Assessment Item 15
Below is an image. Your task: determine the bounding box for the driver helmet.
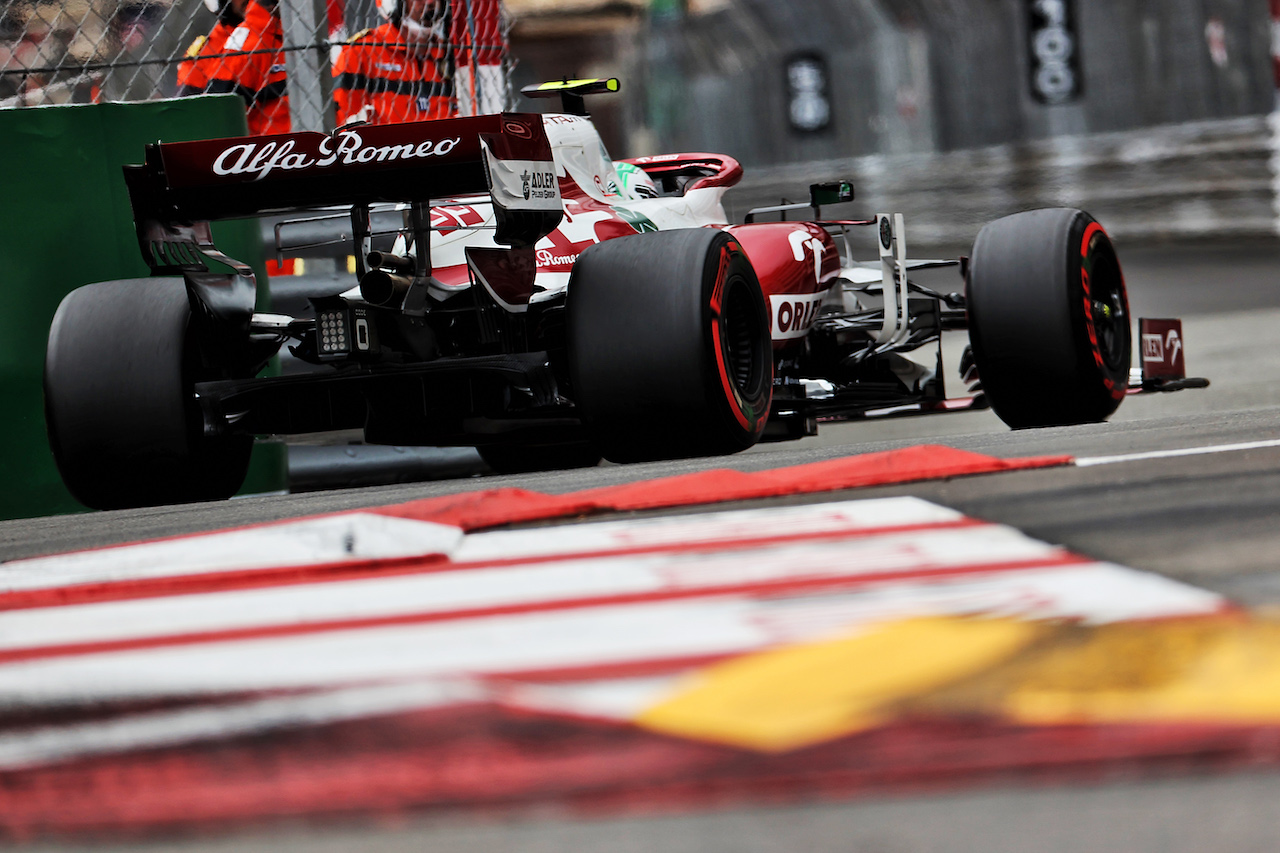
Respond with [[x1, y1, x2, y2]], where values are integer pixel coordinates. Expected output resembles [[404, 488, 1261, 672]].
[[614, 161, 659, 200]]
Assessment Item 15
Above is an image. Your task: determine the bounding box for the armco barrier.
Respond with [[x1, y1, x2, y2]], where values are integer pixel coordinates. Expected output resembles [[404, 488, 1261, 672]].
[[724, 113, 1280, 246], [0, 96, 287, 521]]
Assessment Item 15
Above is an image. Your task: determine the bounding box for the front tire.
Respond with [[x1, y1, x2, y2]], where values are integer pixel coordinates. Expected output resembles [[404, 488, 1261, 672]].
[[566, 229, 773, 463], [44, 278, 253, 510], [966, 209, 1130, 429]]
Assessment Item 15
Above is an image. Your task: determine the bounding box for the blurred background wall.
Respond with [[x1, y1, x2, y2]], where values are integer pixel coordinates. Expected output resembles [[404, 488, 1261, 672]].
[[2, 0, 1277, 243], [506, 0, 1279, 242], [512, 0, 1274, 162]]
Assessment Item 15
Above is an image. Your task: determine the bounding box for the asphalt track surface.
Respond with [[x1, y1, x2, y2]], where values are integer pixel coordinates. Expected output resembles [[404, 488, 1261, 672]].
[[7, 238, 1280, 851]]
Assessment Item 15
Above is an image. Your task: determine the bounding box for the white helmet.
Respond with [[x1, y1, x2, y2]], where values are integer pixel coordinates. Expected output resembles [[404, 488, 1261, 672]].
[[614, 161, 659, 200]]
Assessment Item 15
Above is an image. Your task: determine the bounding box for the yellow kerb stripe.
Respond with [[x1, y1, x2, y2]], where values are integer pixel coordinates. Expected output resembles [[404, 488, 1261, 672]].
[[1003, 618, 1280, 726], [637, 617, 1043, 753]]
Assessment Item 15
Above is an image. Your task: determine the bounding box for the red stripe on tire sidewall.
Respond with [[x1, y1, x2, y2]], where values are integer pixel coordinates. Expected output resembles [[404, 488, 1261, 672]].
[[1079, 221, 1124, 401], [710, 242, 753, 431]]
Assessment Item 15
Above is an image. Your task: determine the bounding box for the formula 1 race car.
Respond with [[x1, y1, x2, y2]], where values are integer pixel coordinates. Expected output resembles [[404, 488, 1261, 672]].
[[44, 79, 1201, 509]]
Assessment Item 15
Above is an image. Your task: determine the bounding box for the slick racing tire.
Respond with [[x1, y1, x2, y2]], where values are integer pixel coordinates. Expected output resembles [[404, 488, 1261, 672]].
[[478, 442, 602, 475], [966, 208, 1131, 429], [566, 228, 772, 463], [44, 278, 253, 510]]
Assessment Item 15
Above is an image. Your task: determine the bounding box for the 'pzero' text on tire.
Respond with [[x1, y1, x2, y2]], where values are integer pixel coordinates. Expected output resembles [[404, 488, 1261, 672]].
[[966, 208, 1131, 429], [44, 278, 253, 510], [566, 228, 773, 462]]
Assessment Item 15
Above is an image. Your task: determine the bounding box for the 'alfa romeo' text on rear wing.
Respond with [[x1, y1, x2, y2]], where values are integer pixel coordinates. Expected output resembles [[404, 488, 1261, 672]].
[[123, 112, 563, 276]]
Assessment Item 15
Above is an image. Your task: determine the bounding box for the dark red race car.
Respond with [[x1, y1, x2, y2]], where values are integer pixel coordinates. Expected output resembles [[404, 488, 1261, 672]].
[[44, 79, 1203, 509]]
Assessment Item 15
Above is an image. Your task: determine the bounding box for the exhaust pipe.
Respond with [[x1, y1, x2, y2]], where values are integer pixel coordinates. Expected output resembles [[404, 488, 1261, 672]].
[[366, 251, 415, 274], [359, 269, 413, 307]]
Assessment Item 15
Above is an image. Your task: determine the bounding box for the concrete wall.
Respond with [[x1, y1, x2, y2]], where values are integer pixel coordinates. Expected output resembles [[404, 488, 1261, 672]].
[[645, 0, 1275, 166], [722, 113, 1279, 247]]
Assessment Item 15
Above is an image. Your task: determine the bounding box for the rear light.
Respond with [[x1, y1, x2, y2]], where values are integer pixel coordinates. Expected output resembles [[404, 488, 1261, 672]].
[[315, 305, 377, 358], [317, 309, 350, 357], [265, 257, 299, 276]]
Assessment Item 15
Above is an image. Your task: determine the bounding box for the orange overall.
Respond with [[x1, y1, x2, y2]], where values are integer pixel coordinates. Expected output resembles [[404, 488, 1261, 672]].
[[205, 0, 289, 135], [176, 21, 237, 96], [333, 22, 453, 126]]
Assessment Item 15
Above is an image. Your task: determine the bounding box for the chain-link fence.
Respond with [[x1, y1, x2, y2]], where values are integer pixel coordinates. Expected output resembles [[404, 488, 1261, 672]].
[[0, 0, 510, 131]]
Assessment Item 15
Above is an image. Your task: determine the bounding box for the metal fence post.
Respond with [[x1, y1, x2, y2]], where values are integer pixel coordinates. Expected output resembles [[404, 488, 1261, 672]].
[[280, 0, 332, 133]]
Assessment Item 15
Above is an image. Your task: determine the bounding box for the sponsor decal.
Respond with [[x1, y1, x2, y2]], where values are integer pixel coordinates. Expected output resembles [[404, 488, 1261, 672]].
[[1140, 319, 1185, 379], [211, 130, 461, 181], [375, 61, 404, 72], [533, 210, 614, 270], [770, 293, 826, 340], [529, 210, 609, 268], [503, 121, 532, 139], [483, 141, 562, 213], [536, 249, 581, 267], [1141, 334, 1164, 362], [518, 168, 557, 201]]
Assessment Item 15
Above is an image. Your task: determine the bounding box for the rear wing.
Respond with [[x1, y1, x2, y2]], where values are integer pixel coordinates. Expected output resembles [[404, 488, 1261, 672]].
[[123, 112, 563, 276]]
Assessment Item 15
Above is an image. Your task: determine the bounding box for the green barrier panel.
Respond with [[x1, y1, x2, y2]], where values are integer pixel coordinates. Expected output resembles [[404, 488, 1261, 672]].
[[0, 96, 288, 521]]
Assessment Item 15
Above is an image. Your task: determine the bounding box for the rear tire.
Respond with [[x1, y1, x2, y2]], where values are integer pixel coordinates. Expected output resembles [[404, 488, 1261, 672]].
[[566, 229, 772, 463], [44, 279, 253, 510], [966, 209, 1130, 429]]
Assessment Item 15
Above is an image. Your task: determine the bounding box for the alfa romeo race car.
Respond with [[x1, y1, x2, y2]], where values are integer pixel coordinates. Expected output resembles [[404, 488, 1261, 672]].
[[44, 79, 1200, 510]]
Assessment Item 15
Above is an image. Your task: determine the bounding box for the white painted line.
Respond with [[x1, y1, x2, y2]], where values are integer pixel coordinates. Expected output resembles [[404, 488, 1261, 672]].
[[0, 559, 1227, 770], [0, 679, 482, 771], [0, 563, 1222, 707], [497, 675, 681, 723], [0, 493, 1229, 781], [0, 524, 1060, 654], [0, 498, 963, 597], [0, 514, 465, 593], [453, 497, 964, 562], [1075, 439, 1280, 468], [0, 673, 684, 772]]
